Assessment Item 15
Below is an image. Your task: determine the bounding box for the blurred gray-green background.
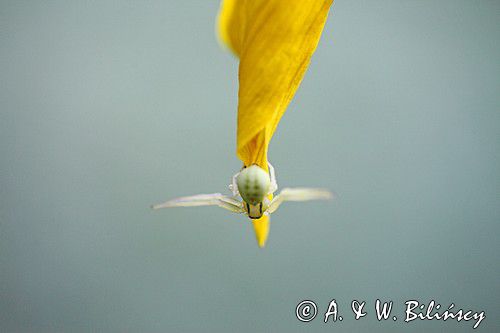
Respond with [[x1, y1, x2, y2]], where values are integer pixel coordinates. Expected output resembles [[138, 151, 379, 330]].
[[1, 1, 499, 332]]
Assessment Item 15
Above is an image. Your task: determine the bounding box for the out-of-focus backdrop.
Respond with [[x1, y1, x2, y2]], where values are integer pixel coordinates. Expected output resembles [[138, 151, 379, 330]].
[[1, 1, 499, 332]]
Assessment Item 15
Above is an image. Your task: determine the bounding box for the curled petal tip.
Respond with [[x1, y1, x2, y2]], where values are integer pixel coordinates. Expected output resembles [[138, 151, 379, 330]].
[[252, 215, 270, 248]]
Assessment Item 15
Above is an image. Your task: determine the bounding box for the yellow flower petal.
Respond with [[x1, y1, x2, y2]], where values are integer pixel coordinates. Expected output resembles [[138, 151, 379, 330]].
[[216, 0, 244, 55], [252, 215, 270, 248], [218, 0, 333, 170], [218, 0, 332, 247]]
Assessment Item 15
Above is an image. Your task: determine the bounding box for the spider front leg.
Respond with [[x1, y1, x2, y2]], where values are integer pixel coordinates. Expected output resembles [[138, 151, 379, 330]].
[[268, 162, 278, 194], [229, 170, 241, 197]]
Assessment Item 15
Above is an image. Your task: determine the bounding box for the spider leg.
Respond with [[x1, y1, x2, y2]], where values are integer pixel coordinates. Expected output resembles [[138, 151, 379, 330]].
[[151, 193, 245, 214], [267, 188, 333, 214], [268, 162, 278, 194], [218, 196, 245, 214], [228, 171, 241, 197]]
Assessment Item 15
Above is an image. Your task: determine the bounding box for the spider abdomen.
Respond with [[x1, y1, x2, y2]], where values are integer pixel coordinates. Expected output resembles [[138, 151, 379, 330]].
[[236, 165, 270, 205]]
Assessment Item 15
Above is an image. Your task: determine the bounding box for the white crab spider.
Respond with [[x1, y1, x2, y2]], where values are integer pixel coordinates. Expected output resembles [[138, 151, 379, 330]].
[[152, 163, 333, 219]]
